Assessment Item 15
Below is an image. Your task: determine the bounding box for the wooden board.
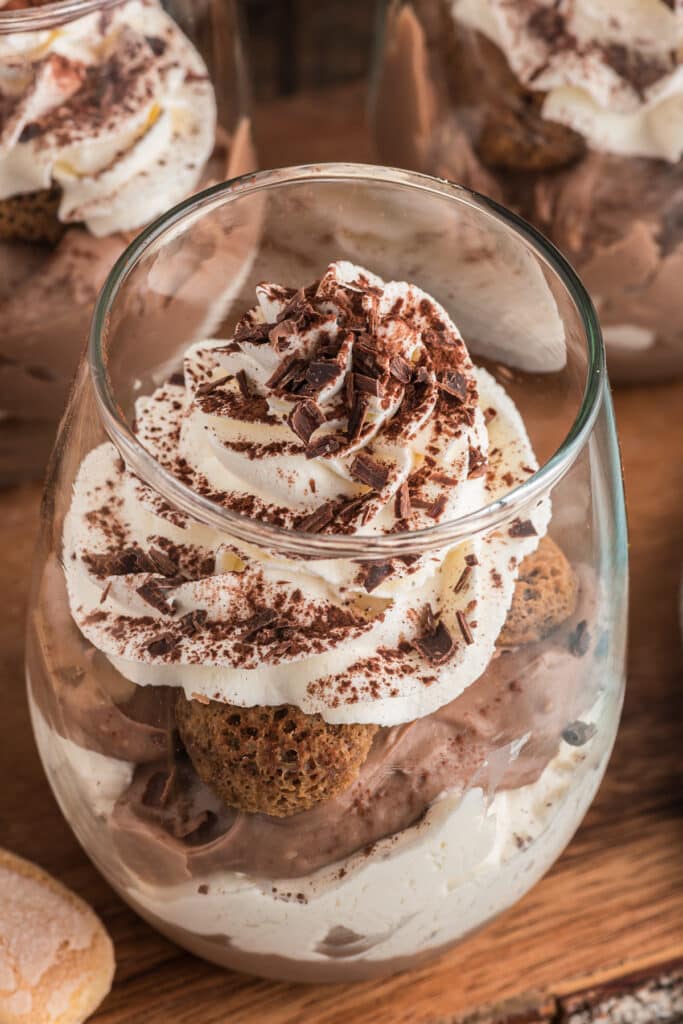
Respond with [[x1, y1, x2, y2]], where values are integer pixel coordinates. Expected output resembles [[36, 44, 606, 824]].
[[1, 86, 682, 1023]]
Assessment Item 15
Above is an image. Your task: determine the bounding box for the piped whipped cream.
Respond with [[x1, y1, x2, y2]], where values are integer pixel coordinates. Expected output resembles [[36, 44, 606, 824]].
[[0, 0, 216, 235], [452, 0, 683, 162], [63, 261, 550, 726]]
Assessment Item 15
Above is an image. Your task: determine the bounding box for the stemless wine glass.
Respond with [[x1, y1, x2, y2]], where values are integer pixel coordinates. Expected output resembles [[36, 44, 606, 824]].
[[26, 164, 628, 983], [371, 0, 683, 383], [0, 0, 253, 484]]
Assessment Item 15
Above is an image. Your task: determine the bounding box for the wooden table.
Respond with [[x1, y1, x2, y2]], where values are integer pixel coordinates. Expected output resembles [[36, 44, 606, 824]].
[[2, 86, 683, 1024]]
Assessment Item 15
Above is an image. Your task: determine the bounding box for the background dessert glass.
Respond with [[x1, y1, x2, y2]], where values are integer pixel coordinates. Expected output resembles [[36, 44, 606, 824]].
[[0, 0, 253, 485], [371, 0, 683, 383], [26, 164, 627, 983]]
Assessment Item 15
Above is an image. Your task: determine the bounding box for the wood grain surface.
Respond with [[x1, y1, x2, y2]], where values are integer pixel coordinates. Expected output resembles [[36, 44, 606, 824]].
[[1, 86, 682, 1024]]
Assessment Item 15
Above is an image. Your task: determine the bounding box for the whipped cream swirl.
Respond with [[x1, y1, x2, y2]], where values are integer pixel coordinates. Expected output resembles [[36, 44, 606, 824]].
[[453, 0, 683, 162], [63, 261, 550, 726], [0, 0, 216, 235]]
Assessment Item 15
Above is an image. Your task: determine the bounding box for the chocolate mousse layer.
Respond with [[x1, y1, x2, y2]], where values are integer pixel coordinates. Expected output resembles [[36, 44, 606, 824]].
[[31, 542, 598, 884]]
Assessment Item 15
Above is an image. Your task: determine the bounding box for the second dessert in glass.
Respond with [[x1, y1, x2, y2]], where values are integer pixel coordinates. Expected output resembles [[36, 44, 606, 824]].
[[0, 0, 252, 482], [27, 165, 627, 982], [372, 0, 683, 382]]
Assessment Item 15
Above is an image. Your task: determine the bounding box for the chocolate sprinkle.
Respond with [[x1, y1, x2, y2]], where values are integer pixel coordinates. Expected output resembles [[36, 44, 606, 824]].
[[350, 453, 389, 490], [508, 518, 537, 538], [288, 399, 325, 444], [427, 494, 448, 520]]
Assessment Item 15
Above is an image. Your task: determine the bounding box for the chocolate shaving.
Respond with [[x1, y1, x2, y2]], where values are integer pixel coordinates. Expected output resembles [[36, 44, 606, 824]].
[[437, 371, 468, 403], [196, 374, 232, 397], [508, 518, 538, 538], [266, 355, 307, 391], [395, 482, 412, 520], [454, 565, 472, 594], [568, 620, 591, 658], [347, 392, 368, 441], [235, 318, 270, 345], [465, 554, 479, 566], [242, 609, 279, 640], [305, 434, 344, 459], [354, 373, 381, 397], [148, 546, 180, 578], [179, 609, 208, 636], [364, 562, 394, 593], [299, 500, 337, 533], [147, 633, 179, 657], [235, 369, 251, 398], [268, 319, 297, 350], [350, 453, 389, 490], [306, 361, 341, 389], [136, 580, 176, 614], [467, 447, 487, 479], [423, 603, 438, 634], [88, 546, 153, 576], [288, 399, 325, 444], [414, 620, 455, 665], [456, 610, 474, 645], [427, 494, 448, 520], [336, 491, 376, 524], [389, 355, 413, 384], [99, 581, 112, 604]]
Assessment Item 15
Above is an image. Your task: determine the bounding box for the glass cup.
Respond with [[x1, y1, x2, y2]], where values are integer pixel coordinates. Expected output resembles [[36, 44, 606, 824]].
[[371, 0, 683, 382], [26, 163, 628, 983], [0, 0, 253, 485]]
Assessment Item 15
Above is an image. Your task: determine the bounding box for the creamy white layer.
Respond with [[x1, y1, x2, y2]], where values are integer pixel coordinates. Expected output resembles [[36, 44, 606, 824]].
[[452, 0, 683, 162], [0, 0, 216, 235], [63, 261, 550, 726], [122, 736, 608, 967]]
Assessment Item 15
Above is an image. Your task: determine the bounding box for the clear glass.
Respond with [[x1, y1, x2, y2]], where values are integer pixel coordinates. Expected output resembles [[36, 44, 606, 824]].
[[0, 0, 253, 484], [371, 0, 683, 383], [26, 163, 627, 983]]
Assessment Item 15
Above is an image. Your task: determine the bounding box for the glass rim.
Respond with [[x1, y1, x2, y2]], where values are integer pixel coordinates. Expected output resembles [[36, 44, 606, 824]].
[[0, 0, 121, 32], [89, 162, 606, 560]]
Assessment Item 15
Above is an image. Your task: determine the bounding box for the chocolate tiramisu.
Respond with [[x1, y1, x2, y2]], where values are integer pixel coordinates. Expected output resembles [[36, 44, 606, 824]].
[[0, 0, 252, 480], [28, 260, 617, 981], [373, 0, 683, 380]]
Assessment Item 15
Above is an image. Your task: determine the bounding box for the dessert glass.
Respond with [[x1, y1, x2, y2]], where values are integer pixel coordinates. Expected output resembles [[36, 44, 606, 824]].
[[26, 163, 628, 983], [0, 0, 253, 484], [371, 0, 683, 382]]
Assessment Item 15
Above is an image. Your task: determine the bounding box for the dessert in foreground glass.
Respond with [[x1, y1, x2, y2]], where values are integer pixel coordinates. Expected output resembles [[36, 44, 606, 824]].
[[0, 0, 253, 484], [26, 164, 628, 983], [372, 0, 683, 382]]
